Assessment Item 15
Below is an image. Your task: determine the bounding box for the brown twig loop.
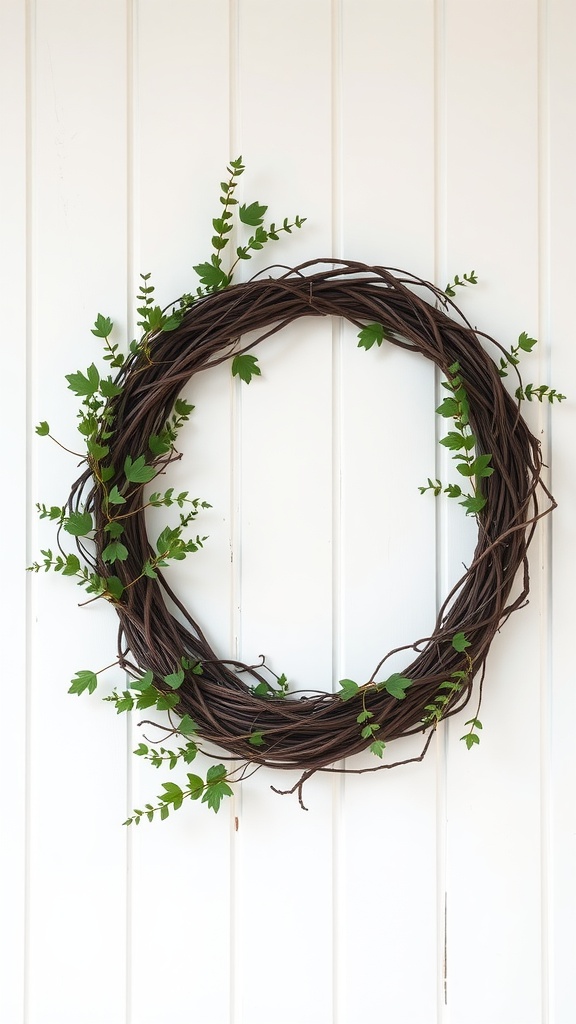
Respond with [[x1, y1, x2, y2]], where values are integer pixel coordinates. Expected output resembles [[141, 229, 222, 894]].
[[68, 260, 554, 786]]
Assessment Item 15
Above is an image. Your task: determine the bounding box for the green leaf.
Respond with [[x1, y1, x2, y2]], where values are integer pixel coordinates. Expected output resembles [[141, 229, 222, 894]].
[[187, 774, 204, 800], [86, 439, 110, 461], [148, 433, 172, 456], [164, 667, 185, 690], [66, 363, 100, 397], [357, 323, 385, 351], [202, 768, 233, 812], [62, 553, 81, 576], [231, 353, 261, 384], [133, 743, 149, 756], [361, 724, 379, 739], [471, 453, 494, 478], [68, 669, 98, 696], [461, 732, 480, 749], [239, 201, 267, 226], [131, 670, 154, 692], [36, 421, 50, 436], [91, 313, 113, 338], [63, 511, 93, 537], [444, 483, 463, 498], [107, 485, 126, 506], [381, 673, 413, 700], [156, 692, 179, 712], [459, 494, 487, 515], [370, 740, 385, 758], [124, 454, 157, 484], [105, 576, 124, 600], [192, 260, 229, 291], [178, 714, 199, 736], [248, 731, 266, 747], [338, 678, 360, 702], [518, 331, 537, 353], [439, 432, 468, 451], [136, 688, 160, 710], [452, 632, 471, 652], [102, 540, 129, 564], [436, 397, 459, 418], [174, 398, 194, 418], [100, 377, 123, 399]]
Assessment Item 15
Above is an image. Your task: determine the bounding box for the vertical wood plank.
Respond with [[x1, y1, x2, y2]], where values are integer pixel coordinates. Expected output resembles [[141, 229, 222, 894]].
[[0, 2, 28, 1021], [27, 2, 130, 1022], [129, 4, 235, 1023], [338, 3, 440, 1021], [442, 4, 544, 1021], [233, 3, 336, 1022], [547, 2, 576, 1020]]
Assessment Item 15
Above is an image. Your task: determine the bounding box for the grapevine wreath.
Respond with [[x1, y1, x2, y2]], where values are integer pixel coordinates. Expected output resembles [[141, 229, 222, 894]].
[[34, 162, 561, 819]]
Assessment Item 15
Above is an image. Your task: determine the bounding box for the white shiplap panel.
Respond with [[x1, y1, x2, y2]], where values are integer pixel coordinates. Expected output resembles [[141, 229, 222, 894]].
[[233, 3, 336, 1022], [338, 4, 440, 1021], [547, 1, 576, 1020], [442, 4, 544, 1022], [0, 3, 28, 1022], [129, 4, 236, 1024], [28, 2, 130, 1022]]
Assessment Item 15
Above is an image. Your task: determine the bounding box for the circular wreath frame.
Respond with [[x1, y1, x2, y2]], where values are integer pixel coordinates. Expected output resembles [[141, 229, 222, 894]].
[[69, 260, 553, 799]]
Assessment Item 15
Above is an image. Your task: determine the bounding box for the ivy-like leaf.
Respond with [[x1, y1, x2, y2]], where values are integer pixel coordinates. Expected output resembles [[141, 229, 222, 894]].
[[102, 540, 129, 564], [36, 421, 50, 436], [124, 454, 157, 484], [63, 511, 93, 537], [452, 632, 471, 652], [68, 669, 98, 696], [192, 260, 229, 291], [231, 353, 261, 384], [66, 364, 100, 397], [107, 485, 126, 506], [381, 673, 413, 700], [338, 678, 360, 702], [91, 314, 113, 338], [239, 201, 267, 226], [357, 323, 385, 351], [164, 667, 185, 690], [178, 714, 199, 736]]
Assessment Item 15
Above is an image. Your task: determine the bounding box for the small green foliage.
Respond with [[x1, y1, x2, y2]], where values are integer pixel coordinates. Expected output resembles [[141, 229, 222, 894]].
[[420, 361, 489, 517], [36, 421, 50, 436], [338, 678, 360, 702], [460, 718, 483, 749], [63, 511, 93, 537], [369, 740, 386, 758], [231, 353, 261, 384], [202, 764, 233, 813], [251, 670, 289, 699], [124, 454, 157, 484], [239, 201, 267, 226], [379, 673, 413, 700], [36, 502, 65, 523], [357, 322, 392, 351], [452, 631, 471, 653], [515, 383, 566, 403], [444, 270, 477, 297], [68, 669, 98, 696], [248, 731, 266, 747], [66, 363, 100, 398]]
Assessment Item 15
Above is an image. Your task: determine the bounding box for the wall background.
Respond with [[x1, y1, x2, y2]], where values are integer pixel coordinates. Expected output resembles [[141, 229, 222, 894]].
[[2, 2, 575, 1022]]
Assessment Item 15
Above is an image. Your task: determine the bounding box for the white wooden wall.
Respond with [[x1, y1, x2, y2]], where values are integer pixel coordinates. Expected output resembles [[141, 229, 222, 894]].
[[2, 2, 575, 1022]]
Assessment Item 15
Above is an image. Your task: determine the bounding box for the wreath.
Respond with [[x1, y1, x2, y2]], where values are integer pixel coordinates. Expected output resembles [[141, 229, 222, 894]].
[[32, 160, 562, 821]]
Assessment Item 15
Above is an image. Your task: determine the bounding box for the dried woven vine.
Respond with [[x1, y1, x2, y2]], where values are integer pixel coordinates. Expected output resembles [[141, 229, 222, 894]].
[[61, 259, 555, 806]]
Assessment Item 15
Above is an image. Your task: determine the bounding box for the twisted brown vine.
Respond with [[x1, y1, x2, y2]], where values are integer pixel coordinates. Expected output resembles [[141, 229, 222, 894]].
[[67, 259, 554, 804]]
